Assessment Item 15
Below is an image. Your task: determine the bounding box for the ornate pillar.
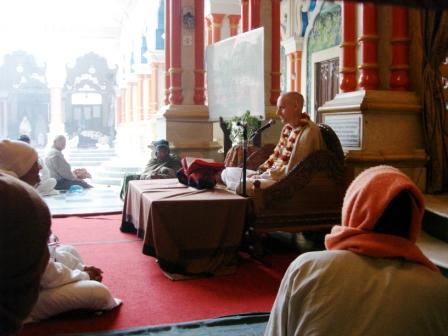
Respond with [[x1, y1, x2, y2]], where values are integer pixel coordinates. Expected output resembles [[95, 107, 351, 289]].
[[115, 95, 122, 126], [169, 0, 183, 104], [205, 16, 212, 45], [194, 0, 206, 105], [136, 74, 144, 120], [131, 79, 138, 121], [390, 6, 410, 91], [209, 13, 225, 43], [270, 0, 281, 105], [358, 3, 379, 90], [125, 81, 133, 122], [288, 53, 295, 91], [242, 0, 249, 33], [149, 64, 159, 114], [120, 87, 126, 123], [228, 14, 241, 37], [164, 0, 171, 104], [294, 51, 302, 92], [250, 0, 261, 29], [340, 1, 357, 92]]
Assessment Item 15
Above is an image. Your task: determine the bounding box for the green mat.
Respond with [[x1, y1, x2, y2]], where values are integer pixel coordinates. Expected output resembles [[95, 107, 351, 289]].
[[58, 312, 270, 336]]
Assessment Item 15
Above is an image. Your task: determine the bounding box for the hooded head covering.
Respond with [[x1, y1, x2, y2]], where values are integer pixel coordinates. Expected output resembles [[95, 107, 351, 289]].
[[325, 165, 438, 272], [0, 173, 51, 334], [0, 139, 38, 178]]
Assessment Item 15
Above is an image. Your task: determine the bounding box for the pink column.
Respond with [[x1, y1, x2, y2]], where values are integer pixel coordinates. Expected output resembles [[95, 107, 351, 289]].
[[340, 1, 357, 92], [210, 13, 225, 43], [250, 0, 261, 29], [205, 16, 212, 45], [228, 14, 241, 37], [120, 87, 126, 122], [241, 0, 249, 33], [115, 96, 122, 126], [288, 53, 295, 91], [270, 0, 281, 105], [390, 6, 410, 90], [150, 65, 158, 114], [194, 0, 205, 105], [358, 3, 379, 90], [164, 0, 171, 104], [169, 0, 183, 104], [293, 51, 302, 92]]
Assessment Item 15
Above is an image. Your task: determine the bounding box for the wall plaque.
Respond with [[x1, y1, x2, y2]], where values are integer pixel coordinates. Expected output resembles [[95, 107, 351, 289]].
[[323, 114, 361, 148]]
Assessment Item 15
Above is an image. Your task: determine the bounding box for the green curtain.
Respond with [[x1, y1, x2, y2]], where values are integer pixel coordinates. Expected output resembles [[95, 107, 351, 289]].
[[420, 9, 448, 193]]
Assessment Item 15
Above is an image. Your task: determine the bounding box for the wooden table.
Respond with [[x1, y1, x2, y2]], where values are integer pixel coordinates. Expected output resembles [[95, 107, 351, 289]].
[[121, 179, 248, 278]]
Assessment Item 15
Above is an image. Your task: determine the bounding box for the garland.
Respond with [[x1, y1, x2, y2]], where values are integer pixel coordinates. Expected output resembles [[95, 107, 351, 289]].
[[260, 125, 302, 170]]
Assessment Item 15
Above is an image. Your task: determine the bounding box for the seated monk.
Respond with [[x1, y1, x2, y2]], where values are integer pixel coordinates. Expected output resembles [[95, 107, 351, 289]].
[[120, 139, 181, 199], [221, 91, 326, 195], [264, 166, 448, 336], [45, 135, 93, 191]]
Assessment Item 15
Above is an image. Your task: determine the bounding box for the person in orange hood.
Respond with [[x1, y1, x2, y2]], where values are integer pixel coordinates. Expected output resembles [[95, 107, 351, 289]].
[[265, 165, 448, 336]]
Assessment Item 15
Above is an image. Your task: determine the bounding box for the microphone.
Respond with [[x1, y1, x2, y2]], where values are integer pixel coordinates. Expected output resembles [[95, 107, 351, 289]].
[[254, 119, 276, 135]]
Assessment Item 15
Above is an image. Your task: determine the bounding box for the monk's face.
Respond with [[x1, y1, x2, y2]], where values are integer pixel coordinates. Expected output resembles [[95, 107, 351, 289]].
[[276, 95, 302, 127], [20, 160, 41, 187]]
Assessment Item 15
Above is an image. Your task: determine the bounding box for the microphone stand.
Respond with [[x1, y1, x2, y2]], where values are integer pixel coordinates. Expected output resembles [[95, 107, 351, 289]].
[[241, 123, 248, 197]]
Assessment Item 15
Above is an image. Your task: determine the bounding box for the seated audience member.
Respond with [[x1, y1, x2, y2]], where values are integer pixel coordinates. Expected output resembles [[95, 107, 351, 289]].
[[0, 173, 51, 335], [264, 165, 448, 336], [45, 135, 93, 190], [221, 92, 325, 195], [0, 140, 121, 322], [17, 134, 58, 196], [120, 139, 181, 199]]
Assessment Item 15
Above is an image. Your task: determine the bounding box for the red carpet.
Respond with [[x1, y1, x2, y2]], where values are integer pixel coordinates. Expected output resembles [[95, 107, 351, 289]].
[[20, 215, 297, 336]]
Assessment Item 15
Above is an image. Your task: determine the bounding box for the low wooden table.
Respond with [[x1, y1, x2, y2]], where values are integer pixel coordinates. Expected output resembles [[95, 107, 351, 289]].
[[121, 179, 248, 278]]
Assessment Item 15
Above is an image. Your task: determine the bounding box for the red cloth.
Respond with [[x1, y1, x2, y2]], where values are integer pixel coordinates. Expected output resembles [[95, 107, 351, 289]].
[[325, 165, 439, 272], [177, 158, 225, 189]]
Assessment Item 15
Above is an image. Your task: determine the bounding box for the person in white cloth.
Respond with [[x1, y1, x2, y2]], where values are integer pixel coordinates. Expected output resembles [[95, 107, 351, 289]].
[[221, 92, 325, 195], [0, 139, 121, 322], [264, 166, 448, 336], [45, 135, 93, 190]]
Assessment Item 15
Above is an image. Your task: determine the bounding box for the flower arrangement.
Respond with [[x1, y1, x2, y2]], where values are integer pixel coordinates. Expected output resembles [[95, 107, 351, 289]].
[[226, 110, 262, 145]]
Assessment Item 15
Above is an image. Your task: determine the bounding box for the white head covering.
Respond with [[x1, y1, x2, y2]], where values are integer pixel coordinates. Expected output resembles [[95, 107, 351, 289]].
[[0, 139, 38, 177]]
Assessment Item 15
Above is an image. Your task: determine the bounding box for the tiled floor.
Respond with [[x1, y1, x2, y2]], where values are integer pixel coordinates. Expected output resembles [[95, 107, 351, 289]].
[[42, 183, 123, 217]]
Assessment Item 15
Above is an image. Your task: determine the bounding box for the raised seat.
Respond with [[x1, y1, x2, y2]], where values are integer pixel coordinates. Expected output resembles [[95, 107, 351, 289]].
[[246, 123, 348, 235]]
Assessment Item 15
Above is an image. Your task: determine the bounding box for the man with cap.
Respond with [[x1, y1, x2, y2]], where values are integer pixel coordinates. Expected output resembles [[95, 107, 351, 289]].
[[45, 135, 92, 190], [120, 139, 181, 199], [264, 165, 448, 336], [0, 173, 51, 335]]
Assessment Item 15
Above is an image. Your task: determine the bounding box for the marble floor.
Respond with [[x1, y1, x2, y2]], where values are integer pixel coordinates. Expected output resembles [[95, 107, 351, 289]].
[[42, 183, 124, 217]]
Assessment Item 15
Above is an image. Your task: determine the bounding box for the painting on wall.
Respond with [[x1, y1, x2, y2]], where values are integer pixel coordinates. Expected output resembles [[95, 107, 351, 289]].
[[305, 2, 341, 113]]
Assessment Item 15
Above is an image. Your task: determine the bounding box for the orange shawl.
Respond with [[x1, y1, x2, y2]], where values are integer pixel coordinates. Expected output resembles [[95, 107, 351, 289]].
[[325, 165, 439, 272]]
